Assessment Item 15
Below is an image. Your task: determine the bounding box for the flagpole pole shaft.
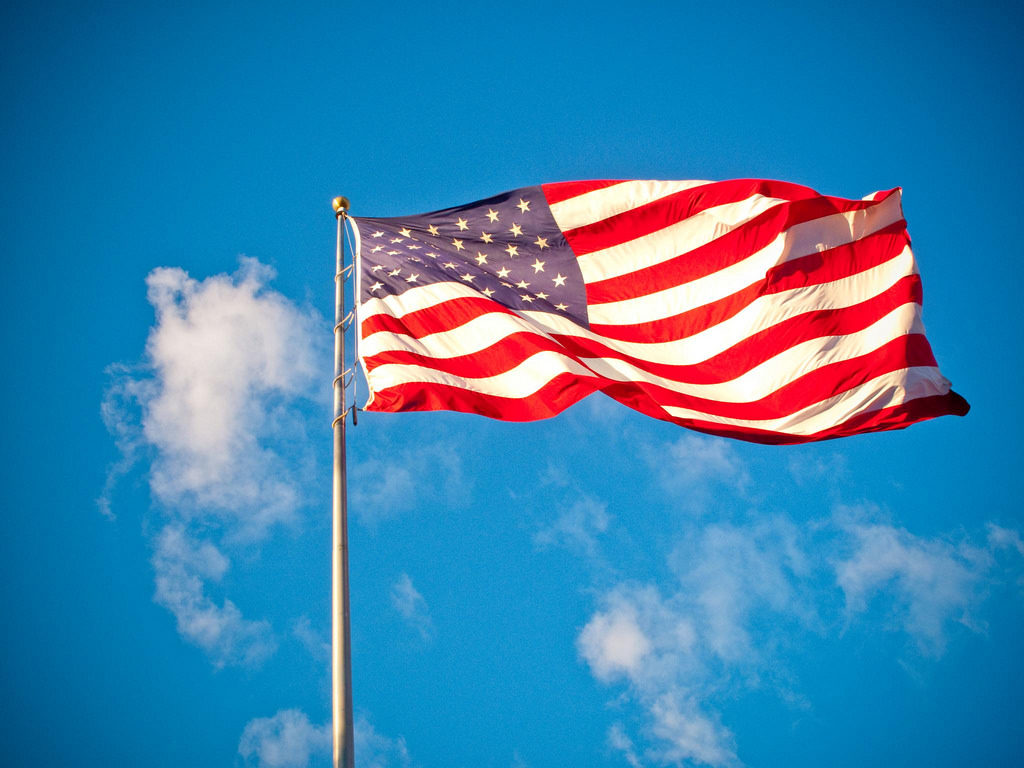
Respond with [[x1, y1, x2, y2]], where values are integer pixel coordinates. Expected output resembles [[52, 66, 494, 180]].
[[332, 200, 354, 768]]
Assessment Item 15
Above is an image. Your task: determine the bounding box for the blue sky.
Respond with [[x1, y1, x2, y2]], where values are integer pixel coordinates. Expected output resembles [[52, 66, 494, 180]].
[[3, 2, 1023, 766]]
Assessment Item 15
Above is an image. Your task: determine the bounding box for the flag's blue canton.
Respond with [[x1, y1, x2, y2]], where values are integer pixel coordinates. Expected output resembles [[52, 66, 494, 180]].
[[357, 186, 589, 327]]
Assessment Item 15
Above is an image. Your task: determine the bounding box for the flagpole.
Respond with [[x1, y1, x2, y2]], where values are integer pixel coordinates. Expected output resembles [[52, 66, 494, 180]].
[[331, 196, 354, 768]]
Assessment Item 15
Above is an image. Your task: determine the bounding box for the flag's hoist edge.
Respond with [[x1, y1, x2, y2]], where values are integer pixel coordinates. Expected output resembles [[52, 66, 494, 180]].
[[349, 179, 968, 445]]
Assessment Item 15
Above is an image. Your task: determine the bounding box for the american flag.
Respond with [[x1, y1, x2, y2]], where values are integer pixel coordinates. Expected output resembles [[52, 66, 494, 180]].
[[349, 179, 968, 444]]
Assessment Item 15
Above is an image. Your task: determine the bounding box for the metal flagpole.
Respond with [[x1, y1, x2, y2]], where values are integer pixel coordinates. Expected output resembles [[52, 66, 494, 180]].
[[331, 195, 354, 768]]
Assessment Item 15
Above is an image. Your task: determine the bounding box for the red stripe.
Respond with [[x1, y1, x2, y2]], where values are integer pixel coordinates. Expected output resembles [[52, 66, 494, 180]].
[[561, 179, 840, 256], [592, 334, 938, 421], [585, 194, 888, 306], [365, 374, 967, 442], [587, 335, 935, 423], [589, 223, 911, 343], [361, 296, 517, 339], [658, 392, 969, 444], [362, 275, 922, 386], [362, 330, 578, 377], [365, 371, 601, 421], [541, 179, 625, 205], [561, 275, 923, 384]]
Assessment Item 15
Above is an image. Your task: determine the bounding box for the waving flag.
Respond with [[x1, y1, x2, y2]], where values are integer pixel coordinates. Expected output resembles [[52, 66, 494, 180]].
[[349, 179, 968, 444]]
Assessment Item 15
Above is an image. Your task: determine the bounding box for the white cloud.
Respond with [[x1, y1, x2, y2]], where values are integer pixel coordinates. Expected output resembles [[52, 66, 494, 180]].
[[647, 693, 738, 768], [293, 615, 330, 662], [643, 435, 749, 510], [674, 518, 814, 663], [350, 440, 470, 527], [578, 515, 820, 767], [579, 599, 653, 681], [390, 573, 434, 641], [153, 524, 276, 668], [355, 716, 412, 768], [139, 258, 325, 537], [239, 709, 330, 768], [607, 723, 643, 768], [239, 711, 410, 768], [579, 583, 736, 768], [534, 496, 610, 560], [987, 523, 1024, 556], [834, 518, 988, 654], [102, 258, 327, 667]]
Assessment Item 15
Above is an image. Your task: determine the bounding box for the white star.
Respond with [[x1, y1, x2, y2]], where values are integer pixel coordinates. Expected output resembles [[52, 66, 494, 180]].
[[555, 302, 568, 311], [407, 244, 421, 250], [388, 268, 401, 276], [508, 223, 523, 237], [480, 232, 494, 243], [455, 217, 469, 231], [505, 244, 519, 257], [460, 273, 475, 282], [442, 261, 457, 269], [371, 264, 385, 272], [534, 236, 549, 249], [552, 273, 567, 287], [371, 231, 384, 238], [535, 291, 549, 300], [369, 281, 383, 292], [427, 224, 440, 236], [497, 266, 511, 278], [475, 252, 488, 265], [371, 245, 384, 253], [399, 227, 413, 238], [452, 238, 465, 251], [517, 198, 531, 213], [521, 294, 534, 303], [482, 287, 495, 297], [486, 208, 500, 222], [426, 252, 439, 259], [390, 237, 404, 244], [501, 281, 514, 289], [387, 250, 399, 256], [405, 273, 419, 282], [531, 259, 545, 273], [516, 279, 530, 289]]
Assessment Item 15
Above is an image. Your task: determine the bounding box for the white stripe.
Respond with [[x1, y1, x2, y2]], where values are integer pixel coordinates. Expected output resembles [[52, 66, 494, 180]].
[[548, 180, 712, 232], [367, 349, 599, 400], [587, 190, 905, 324], [362, 302, 924, 406], [661, 367, 951, 435], [360, 280, 481, 321], [362, 250, 918, 368], [361, 307, 554, 360], [576, 194, 789, 283], [577, 303, 923, 402]]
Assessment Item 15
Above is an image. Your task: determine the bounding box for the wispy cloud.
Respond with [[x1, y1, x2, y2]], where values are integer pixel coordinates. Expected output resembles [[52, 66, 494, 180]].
[[607, 722, 644, 768], [534, 495, 610, 561], [833, 511, 989, 655], [293, 615, 330, 662], [578, 583, 738, 767], [152, 524, 276, 668], [239, 710, 410, 768], [391, 573, 434, 641], [576, 496, 1023, 766], [102, 258, 327, 667], [239, 709, 330, 768], [351, 440, 470, 528], [356, 716, 413, 768], [642, 435, 749, 512]]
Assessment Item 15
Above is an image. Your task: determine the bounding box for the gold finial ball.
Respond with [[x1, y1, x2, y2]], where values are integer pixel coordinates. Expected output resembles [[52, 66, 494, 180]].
[[332, 196, 350, 215]]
